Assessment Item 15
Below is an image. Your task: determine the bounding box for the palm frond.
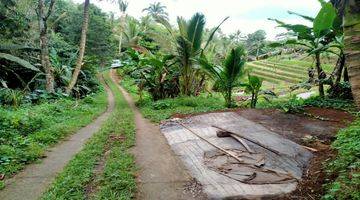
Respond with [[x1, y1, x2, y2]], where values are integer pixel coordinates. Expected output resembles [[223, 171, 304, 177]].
[[223, 46, 246, 84], [203, 16, 229, 51], [176, 36, 192, 67], [177, 17, 187, 37], [186, 13, 205, 54]]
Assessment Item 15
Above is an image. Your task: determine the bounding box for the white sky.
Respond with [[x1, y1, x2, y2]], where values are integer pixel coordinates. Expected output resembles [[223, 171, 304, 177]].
[[72, 0, 321, 40]]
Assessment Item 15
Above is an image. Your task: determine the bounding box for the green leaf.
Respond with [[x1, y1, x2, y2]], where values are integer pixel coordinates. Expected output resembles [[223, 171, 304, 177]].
[[287, 11, 314, 22], [313, 2, 337, 37], [203, 16, 229, 51], [0, 53, 40, 72]]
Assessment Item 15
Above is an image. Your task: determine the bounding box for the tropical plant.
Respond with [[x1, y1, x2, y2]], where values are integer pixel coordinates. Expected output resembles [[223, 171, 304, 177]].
[[199, 46, 246, 108], [243, 75, 263, 108], [156, 13, 228, 96], [131, 54, 179, 100], [143, 2, 168, 20], [0, 88, 24, 107], [269, 0, 339, 98]]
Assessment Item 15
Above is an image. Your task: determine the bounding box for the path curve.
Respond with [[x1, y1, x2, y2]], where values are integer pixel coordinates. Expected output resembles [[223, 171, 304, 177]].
[[0, 79, 115, 200], [110, 70, 206, 200]]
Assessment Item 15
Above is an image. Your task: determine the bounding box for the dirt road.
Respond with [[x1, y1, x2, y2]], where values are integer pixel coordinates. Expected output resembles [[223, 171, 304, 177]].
[[0, 82, 115, 200], [110, 70, 206, 199]]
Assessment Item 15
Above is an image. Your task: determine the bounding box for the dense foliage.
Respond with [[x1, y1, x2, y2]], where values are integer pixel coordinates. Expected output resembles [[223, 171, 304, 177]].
[[0, 91, 107, 183], [0, 0, 116, 106]]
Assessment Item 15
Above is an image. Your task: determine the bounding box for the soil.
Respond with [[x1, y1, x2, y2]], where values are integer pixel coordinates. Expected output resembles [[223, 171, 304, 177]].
[[172, 107, 354, 200]]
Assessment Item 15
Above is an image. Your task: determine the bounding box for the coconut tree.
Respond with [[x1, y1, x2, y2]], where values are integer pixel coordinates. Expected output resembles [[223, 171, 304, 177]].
[[199, 46, 246, 108], [269, 1, 338, 98], [343, 0, 360, 107], [117, 0, 128, 54], [66, 0, 90, 94], [143, 2, 168, 20]]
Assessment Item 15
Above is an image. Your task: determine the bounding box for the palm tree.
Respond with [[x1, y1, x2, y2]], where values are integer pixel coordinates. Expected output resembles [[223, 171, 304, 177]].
[[343, 0, 360, 107], [199, 46, 246, 108], [117, 0, 128, 54], [143, 2, 168, 20], [176, 13, 206, 95], [66, 0, 90, 94], [156, 12, 228, 96]]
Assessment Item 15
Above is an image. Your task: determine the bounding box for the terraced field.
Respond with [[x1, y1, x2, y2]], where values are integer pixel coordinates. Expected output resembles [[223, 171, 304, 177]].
[[245, 60, 309, 84]]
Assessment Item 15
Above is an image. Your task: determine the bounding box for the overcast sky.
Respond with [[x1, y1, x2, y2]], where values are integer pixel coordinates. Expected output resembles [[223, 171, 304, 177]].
[[72, 0, 321, 40]]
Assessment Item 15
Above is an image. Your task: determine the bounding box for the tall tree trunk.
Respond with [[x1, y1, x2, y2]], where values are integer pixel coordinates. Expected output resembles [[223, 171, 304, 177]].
[[66, 0, 90, 94], [118, 13, 125, 55], [38, 0, 56, 93], [315, 53, 325, 97], [344, 0, 360, 107]]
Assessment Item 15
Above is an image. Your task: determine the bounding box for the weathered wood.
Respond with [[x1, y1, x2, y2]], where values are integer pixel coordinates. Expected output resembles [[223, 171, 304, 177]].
[[216, 130, 254, 153], [301, 145, 318, 152], [212, 125, 281, 155], [178, 122, 244, 163]]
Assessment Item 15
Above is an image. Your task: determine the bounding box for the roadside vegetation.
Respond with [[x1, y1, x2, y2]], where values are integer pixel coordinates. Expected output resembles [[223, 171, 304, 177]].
[[0, 0, 115, 188], [0, 90, 107, 189], [42, 73, 136, 199], [1, 0, 359, 199], [114, 0, 359, 199]]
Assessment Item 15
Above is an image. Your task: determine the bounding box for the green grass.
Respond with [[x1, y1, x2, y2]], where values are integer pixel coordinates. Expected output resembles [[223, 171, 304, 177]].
[[0, 90, 107, 182], [119, 74, 226, 123], [324, 115, 360, 200], [41, 72, 136, 200]]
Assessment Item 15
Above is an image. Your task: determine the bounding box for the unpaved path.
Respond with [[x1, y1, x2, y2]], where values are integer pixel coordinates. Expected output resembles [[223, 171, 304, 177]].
[[110, 70, 206, 200], [0, 81, 115, 200]]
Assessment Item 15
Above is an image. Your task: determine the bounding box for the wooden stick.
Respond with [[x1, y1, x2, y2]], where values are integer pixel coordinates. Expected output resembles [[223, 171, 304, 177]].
[[212, 125, 281, 156], [230, 134, 255, 153], [177, 122, 244, 163], [301, 145, 318, 152]]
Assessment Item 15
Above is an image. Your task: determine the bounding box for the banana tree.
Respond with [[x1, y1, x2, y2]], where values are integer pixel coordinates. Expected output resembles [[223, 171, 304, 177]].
[[199, 46, 246, 108], [133, 54, 179, 100], [243, 75, 263, 108], [269, 0, 338, 98]]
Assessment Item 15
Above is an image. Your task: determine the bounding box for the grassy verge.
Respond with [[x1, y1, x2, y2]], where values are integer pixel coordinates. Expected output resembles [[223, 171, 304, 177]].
[[119, 75, 226, 123], [0, 89, 107, 188], [41, 72, 136, 199], [324, 115, 360, 200]]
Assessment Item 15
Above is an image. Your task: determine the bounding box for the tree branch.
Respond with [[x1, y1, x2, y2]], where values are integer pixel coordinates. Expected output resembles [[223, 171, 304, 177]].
[[45, 0, 56, 21]]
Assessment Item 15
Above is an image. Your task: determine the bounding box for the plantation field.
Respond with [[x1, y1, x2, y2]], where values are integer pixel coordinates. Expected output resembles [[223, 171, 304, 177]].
[[245, 57, 335, 94]]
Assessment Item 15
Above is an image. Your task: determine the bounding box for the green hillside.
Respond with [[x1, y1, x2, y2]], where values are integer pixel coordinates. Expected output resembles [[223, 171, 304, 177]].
[[245, 57, 335, 93]]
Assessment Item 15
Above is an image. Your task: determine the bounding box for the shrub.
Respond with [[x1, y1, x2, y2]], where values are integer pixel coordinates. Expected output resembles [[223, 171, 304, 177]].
[[324, 117, 360, 200]]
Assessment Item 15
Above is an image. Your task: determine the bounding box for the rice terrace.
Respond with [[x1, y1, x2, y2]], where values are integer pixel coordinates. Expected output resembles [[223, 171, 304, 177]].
[[0, 0, 359, 199]]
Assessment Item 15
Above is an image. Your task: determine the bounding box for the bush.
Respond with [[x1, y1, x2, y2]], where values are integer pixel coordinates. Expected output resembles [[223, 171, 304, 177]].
[[324, 117, 360, 200], [0, 88, 24, 107], [0, 91, 107, 178]]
